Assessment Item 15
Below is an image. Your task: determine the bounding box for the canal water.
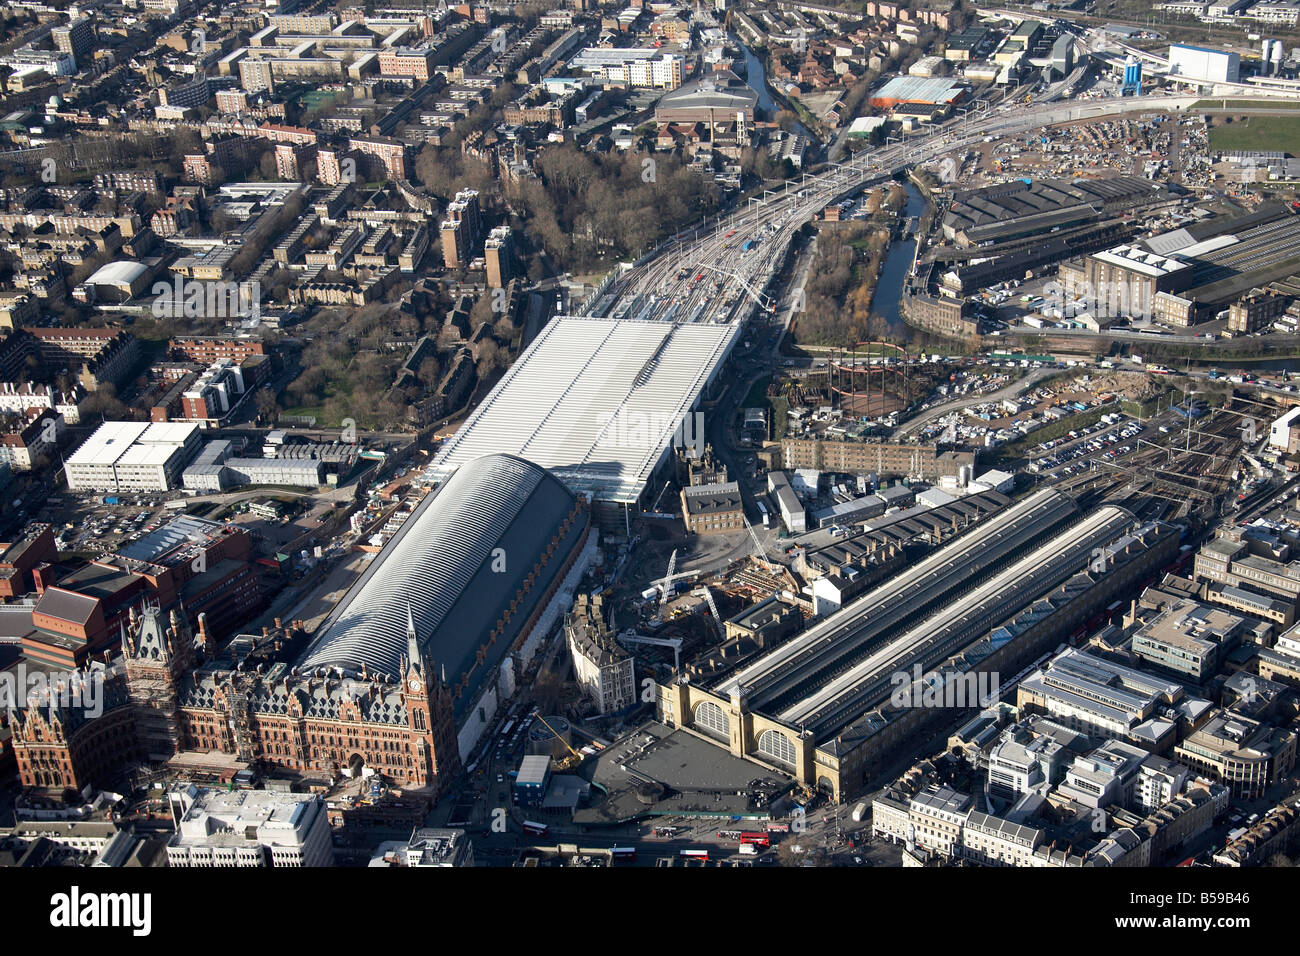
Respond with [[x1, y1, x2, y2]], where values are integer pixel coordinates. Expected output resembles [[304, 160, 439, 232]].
[[726, 47, 935, 348], [870, 179, 928, 341], [733, 36, 815, 142]]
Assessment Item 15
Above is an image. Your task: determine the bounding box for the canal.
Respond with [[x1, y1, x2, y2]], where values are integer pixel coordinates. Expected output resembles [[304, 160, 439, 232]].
[[733, 36, 815, 143], [869, 179, 928, 341]]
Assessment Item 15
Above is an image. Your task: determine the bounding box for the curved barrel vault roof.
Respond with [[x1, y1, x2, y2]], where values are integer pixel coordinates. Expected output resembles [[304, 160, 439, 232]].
[[297, 454, 586, 716]]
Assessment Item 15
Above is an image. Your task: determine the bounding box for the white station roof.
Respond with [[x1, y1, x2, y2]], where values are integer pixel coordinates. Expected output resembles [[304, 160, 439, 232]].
[[425, 316, 739, 504]]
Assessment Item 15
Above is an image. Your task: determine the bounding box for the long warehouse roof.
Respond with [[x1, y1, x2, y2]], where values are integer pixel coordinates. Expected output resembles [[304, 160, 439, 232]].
[[425, 316, 739, 504], [66, 421, 198, 467]]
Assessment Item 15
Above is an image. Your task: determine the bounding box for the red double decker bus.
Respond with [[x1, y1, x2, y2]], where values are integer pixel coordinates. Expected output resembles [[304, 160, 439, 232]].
[[739, 832, 770, 847]]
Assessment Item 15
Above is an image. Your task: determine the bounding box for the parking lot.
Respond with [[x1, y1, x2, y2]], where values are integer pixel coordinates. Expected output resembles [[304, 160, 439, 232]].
[[1027, 412, 1149, 480], [38, 495, 176, 556]]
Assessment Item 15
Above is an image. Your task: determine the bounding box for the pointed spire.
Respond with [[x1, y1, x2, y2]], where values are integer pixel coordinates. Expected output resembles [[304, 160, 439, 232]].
[[405, 601, 424, 680]]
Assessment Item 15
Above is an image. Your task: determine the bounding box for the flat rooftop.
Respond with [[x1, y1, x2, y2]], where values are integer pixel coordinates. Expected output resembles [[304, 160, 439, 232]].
[[1093, 244, 1190, 279], [67, 420, 198, 467], [117, 515, 229, 564], [425, 317, 738, 505], [173, 788, 320, 848]]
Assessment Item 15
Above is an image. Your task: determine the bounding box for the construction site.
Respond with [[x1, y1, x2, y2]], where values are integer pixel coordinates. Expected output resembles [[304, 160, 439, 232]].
[[476, 353, 1290, 834]]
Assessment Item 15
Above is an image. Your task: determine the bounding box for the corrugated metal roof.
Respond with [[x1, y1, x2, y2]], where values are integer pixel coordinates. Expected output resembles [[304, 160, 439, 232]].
[[425, 317, 737, 504], [870, 75, 966, 103]]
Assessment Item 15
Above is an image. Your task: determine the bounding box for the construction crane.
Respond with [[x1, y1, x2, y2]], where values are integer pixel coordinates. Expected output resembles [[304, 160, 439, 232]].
[[533, 713, 584, 772], [742, 514, 775, 571], [649, 549, 703, 602], [695, 585, 725, 640], [659, 549, 678, 609], [618, 631, 682, 670]]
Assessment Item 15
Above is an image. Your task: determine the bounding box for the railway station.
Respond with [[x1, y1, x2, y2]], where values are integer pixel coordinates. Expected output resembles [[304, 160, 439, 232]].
[[657, 490, 1181, 799], [423, 316, 739, 522]]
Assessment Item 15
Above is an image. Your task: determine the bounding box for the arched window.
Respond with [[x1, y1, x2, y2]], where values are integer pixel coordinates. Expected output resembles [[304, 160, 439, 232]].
[[758, 729, 797, 767], [695, 701, 729, 740]]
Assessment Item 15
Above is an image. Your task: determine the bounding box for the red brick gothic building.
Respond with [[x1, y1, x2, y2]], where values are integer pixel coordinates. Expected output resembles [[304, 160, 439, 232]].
[[7, 606, 459, 798]]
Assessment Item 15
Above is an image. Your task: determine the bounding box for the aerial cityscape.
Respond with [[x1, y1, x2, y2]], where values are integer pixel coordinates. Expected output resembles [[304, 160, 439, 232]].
[[0, 0, 1291, 905]]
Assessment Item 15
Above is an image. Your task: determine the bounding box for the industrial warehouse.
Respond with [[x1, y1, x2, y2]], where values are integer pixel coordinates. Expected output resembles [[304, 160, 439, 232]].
[[1114, 202, 1300, 326], [940, 176, 1175, 250], [656, 491, 1180, 800], [424, 317, 739, 519], [906, 174, 1185, 337]]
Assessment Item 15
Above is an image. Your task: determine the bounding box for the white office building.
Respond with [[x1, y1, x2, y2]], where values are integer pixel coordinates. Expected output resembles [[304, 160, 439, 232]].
[[369, 827, 475, 867], [987, 728, 1067, 803], [64, 421, 202, 493], [1134, 755, 1191, 813], [166, 787, 335, 867], [1054, 739, 1149, 809], [1269, 406, 1300, 453]]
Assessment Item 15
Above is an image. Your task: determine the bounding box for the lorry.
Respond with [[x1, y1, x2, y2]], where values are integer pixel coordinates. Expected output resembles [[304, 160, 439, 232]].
[[739, 843, 758, 856], [851, 802, 870, 823]]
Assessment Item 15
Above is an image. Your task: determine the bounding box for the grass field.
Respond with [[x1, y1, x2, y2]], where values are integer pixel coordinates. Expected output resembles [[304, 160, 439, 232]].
[[280, 404, 326, 423], [1196, 99, 1300, 111], [1207, 115, 1300, 156], [743, 375, 772, 408]]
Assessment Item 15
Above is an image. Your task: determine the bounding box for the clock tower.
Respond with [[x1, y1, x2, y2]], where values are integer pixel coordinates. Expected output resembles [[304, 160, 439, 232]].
[[401, 603, 460, 791]]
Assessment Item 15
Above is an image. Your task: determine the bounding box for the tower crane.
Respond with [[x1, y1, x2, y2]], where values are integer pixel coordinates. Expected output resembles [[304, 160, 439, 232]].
[[617, 631, 683, 670], [658, 549, 678, 609], [533, 713, 584, 772], [742, 513, 775, 571], [695, 585, 726, 640]]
